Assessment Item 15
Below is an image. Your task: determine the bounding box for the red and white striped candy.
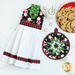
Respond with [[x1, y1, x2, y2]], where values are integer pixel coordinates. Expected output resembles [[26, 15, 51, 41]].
[[49, 23, 53, 26], [44, 28, 48, 32], [43, 6, 47, 10]]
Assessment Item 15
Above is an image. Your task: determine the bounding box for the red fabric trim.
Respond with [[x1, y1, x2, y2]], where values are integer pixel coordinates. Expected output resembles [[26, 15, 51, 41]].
[[3, 51, 40, 64], [20, 20, 42, 30]]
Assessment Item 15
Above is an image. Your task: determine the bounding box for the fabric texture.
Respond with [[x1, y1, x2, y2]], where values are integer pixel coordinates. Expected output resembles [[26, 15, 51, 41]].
[[29, 4, 40, 19], [20, 4, 44, 30], [42, 28, 70, 60], [1, 4, 44, 70]]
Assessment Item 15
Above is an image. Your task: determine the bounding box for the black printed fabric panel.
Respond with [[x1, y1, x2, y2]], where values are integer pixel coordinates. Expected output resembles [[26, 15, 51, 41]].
[[20, 7, 44, 26]]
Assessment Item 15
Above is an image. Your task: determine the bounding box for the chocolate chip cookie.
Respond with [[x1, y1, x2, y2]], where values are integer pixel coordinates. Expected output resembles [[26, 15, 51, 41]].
[[68, 13, 75, 20], [57, 11, 67, 22], [60, 19, 68, 31], [57, 6, 75, 33], [66, 22, 73, 33], [71, 20, 75, 30]]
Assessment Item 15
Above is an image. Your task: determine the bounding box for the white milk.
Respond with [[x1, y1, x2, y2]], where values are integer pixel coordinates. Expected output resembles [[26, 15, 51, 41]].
[[47, 8, 55, 19]]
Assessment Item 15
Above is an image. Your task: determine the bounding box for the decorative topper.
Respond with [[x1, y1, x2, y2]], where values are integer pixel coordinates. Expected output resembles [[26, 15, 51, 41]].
[[42, 28, 70, 60]]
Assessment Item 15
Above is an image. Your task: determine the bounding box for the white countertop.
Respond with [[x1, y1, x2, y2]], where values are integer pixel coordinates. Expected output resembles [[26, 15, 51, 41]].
[[0, 0, 75, 75]]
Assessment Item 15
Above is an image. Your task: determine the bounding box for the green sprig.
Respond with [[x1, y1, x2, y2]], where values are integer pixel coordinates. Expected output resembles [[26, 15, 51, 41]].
[[51, 6, 56, 14]]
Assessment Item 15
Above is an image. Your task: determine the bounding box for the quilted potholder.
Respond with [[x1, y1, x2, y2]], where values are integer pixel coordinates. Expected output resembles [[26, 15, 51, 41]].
[[42, 28, 70, 60]]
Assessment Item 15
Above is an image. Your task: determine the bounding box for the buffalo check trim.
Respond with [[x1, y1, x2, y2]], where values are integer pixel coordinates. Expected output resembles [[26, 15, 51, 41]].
[[20, 20, 42, 30], [3, 51, 40, 64]]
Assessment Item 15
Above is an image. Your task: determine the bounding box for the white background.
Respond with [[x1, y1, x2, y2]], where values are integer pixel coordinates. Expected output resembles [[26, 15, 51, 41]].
[[0, 0, 75, 75]]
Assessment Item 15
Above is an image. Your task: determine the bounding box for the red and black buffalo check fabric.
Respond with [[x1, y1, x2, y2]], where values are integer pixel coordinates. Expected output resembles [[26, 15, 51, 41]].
[[3, 51, 40, 64]]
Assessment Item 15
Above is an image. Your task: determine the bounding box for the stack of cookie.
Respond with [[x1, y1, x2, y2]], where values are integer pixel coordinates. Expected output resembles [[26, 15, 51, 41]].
[[57, 6, 75, 33]]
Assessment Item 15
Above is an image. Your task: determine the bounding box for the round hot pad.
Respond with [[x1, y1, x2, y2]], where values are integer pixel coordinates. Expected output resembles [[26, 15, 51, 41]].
[[42, 28, 70, 60]]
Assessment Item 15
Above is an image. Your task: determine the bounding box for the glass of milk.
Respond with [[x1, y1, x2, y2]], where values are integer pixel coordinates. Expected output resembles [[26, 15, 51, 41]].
[[47, 6, 56, 19]]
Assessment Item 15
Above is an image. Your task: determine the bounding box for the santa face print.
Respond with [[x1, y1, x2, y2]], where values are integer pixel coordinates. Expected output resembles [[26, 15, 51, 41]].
[[36, 17, 41, 25], [23, 9, 28, 17], [26, 17, 31, 23]]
